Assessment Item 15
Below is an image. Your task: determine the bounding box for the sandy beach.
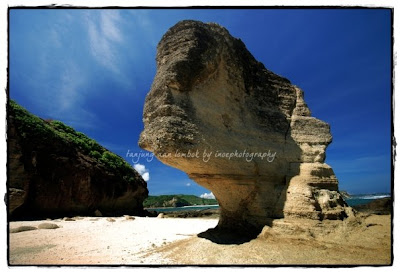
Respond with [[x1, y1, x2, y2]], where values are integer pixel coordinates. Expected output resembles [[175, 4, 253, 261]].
[[9, 213, 391, 265], [9, 216, 218, 265]]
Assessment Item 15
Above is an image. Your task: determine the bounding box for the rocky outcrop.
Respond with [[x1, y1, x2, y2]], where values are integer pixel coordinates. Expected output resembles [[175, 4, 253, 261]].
[[8, 100, 148, 219], [353, 197, 392, 215], [139, 20, 351, 234], [339, 190, 351, 199]]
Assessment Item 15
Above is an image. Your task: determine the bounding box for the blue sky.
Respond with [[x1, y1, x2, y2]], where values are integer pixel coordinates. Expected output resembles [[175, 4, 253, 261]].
[[9, 8, 392, 195]]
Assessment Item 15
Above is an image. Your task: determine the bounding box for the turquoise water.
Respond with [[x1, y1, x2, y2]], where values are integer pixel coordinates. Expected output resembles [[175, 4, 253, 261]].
[[145, 194, 391, 213], [145, 204, 219, 213]]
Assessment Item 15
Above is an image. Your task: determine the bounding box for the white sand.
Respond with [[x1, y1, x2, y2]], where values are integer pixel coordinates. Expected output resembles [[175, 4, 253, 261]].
[[9, 214, 392, 265], [9, 216, 218, 265]]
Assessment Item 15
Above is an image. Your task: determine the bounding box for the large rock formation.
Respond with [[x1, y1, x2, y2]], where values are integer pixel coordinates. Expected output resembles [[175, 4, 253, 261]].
[[139, 20, 351, 234], [8, 100, 148, 219]]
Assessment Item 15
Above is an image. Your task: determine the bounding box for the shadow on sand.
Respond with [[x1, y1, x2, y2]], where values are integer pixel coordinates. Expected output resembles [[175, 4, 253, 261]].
[[197, 226, 261, 245]]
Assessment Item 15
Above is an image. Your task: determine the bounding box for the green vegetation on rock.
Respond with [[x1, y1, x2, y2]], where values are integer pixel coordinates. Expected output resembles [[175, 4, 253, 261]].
[[9, 100, 138, 184], [143, 194, 218, 208]]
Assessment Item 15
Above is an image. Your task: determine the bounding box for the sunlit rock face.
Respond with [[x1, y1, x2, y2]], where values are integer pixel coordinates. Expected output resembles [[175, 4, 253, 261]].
[[139, 20, 350, 233]]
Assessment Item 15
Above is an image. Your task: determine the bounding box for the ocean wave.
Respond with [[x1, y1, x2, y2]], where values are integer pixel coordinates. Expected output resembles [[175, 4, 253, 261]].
[[348, 194, 391, 200]]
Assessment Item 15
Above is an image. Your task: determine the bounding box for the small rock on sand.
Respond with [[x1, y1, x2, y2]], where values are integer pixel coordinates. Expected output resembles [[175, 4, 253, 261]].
[[94, 210, 103, 217], [38, 223, 60, 229], [157, 213, 164, 218], [10, 226, 37, 233]]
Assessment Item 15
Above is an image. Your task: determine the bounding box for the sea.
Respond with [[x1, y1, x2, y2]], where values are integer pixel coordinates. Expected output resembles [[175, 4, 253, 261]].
[[145, 204, 219, 213], [145, 193, 391, 213], [344, 193, 391, 207]]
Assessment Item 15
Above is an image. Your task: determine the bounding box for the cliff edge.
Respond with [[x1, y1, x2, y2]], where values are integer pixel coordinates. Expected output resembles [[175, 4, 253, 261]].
[[8, 100, 148, 219]]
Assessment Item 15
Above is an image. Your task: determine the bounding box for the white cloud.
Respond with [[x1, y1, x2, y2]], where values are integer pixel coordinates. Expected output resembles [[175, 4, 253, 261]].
[[49, 28, 62, 48], [133, 164, 146, 174], [58, 61, 84, 111], [85, 10, 123, 75], [101, 10, 123, 43], [142, 172, 150, 182], [134, 163, 150, 182], [186, 183, 191, 187], [18, 12, 102, 132], [200, 192, 215, 199]]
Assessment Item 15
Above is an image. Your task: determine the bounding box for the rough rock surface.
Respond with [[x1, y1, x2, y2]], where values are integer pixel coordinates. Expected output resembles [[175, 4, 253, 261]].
[[8, 101, 148, 219], [139, 20, 351, 233]]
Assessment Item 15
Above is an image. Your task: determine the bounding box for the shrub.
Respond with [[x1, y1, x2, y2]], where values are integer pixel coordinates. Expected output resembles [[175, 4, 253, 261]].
[[10, 100, 138, 184], [89, 150, 102, 159]]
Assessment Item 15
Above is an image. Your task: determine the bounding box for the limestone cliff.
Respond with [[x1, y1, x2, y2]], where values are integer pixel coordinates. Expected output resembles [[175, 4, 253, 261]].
[[8, 100, 148, 219], [139, 20, 352, 233]]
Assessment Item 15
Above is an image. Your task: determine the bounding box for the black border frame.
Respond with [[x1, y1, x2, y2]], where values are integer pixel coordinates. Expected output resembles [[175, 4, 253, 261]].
[[5, 5, 395, 268]]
